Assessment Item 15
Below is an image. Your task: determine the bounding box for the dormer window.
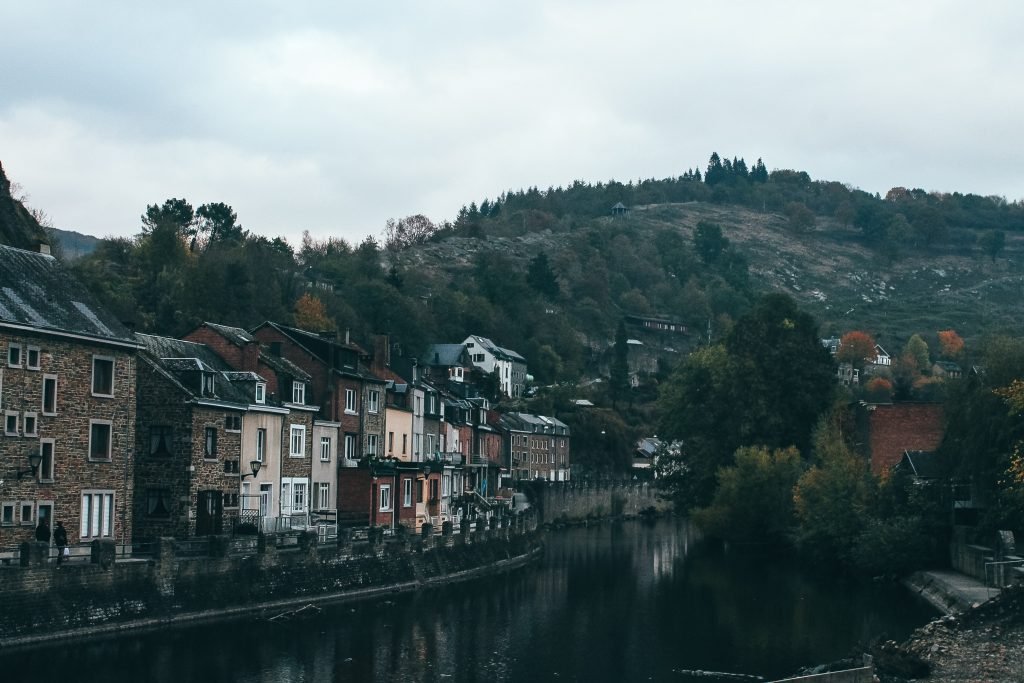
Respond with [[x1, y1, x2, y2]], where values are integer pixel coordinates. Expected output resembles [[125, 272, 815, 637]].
[[255, 383, 266, 404], [292, 381, 305, 404], [201, 372, 216, 397]]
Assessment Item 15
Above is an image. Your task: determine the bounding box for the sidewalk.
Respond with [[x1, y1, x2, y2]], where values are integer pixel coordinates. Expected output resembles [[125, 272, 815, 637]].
[[905, 569, 998, 614]]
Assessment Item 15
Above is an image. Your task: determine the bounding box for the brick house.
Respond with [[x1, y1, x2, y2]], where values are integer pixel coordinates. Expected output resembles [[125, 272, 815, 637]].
[[500, 412, 571, 482], [251, 322, 385, 464], [856, 402, 945, 475], [338, 460, 398, 529], [0, 244, 139, 550], [134, 334, 251, 538]]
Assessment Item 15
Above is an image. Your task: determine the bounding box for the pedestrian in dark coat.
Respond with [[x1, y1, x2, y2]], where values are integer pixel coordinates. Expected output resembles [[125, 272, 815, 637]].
[[35, 520, 51, 543], [53, 521, 68, 565]]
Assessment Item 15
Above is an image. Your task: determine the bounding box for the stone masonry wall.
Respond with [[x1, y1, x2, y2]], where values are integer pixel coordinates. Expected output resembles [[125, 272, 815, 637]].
[[529, 481, 670, 525]]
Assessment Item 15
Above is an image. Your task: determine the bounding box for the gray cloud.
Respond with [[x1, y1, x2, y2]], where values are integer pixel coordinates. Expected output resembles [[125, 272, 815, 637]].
[[2, 1, 1023, 247]]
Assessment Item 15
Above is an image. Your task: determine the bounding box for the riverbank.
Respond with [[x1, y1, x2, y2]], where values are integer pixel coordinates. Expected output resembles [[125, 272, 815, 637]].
[[873, 583, 1024, 682], [0, 524, 542, 651]]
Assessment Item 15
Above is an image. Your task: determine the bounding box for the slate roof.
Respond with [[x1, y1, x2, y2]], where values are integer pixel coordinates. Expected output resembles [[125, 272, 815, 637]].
[[900, 450, 948, 480], [423, 343, 468, 367], [503, 412, 570, 436], [252, 321, 373, 381], [0, 244, 137, 346], [136, 333, 252, 405], [464, 335, 526, 363], [199, 321, 311, 381]]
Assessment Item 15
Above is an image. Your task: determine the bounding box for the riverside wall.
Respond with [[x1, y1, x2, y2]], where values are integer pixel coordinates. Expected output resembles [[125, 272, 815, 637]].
[[0, 517, 540, 649], [525, 481, 672, 525]]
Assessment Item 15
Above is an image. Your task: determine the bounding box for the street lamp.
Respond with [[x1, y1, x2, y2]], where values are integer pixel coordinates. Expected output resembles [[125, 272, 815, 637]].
[[241, 460, 262, 480], [16, 452, 43, 480]]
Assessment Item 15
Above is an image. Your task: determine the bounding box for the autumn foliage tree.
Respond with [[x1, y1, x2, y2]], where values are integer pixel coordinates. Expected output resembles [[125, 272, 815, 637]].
[[294, 292, 335, 332], [938, 329, 965, 360], [836, 331, 877, 369]]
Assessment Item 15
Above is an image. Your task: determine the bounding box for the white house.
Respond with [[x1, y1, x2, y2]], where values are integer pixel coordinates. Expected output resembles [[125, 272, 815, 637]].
[[462, 335, 527, 398]]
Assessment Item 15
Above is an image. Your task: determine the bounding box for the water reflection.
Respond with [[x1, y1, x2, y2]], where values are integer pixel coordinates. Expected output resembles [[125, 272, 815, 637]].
[[3, 518, 933, 683]]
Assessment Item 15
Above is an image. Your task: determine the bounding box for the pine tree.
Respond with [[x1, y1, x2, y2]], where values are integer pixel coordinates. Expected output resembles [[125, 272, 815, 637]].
[[610, 319, 630, 408]]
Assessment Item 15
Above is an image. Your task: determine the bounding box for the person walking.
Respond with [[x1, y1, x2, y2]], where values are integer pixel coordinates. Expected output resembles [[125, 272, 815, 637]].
[[53, 521, 68, 565], [35, 519, 51, 544]]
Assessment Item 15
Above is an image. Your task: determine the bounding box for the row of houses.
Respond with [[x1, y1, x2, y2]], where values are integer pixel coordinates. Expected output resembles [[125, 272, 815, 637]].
[[0, 244, 570, 550]]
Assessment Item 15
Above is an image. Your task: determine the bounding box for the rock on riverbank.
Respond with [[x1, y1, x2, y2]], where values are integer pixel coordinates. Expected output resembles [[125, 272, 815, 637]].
[[875, 585, 1024, 682]]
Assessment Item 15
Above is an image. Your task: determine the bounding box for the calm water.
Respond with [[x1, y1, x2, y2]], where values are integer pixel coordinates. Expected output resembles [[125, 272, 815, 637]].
[[4, 519, 934, 682]]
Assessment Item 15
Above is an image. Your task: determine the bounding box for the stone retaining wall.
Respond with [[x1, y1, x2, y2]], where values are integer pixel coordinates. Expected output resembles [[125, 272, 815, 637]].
[[0, 515, 540, 648], [526, 481, 671, 525]]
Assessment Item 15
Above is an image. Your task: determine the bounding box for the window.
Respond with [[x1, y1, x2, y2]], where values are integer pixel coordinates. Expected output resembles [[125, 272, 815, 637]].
[[42, 375, 57, 415], [344, 433, 357, 460], [225, 414, 242, 432], [415, 396, 422, 416], [255, 383, 266, 404], [223, 492, 239, 508], [292, 481, 307, 513], [89, 421, 112, 460], [201, 372, 216, 396], [1, 503, 14, 526], [20, 502, 34, 525], [402, 434, 407, 455], [224, 459, 240, 474], [429, 479, 439, 502], [345, 389, 356, 413], [204, 427, 217, 459], [414, 434, 420, 458], [26, 346, 40, 370], [379, 484, 391, 511], [290, 424, 306, 457], [317, 482, 330, 510], [146, 489, 171, 517], [149, 426, 173, 457], [366, 434, 378, 456], [92, 356, 114, 396], [39, 440, 54, 481], [292, 381, 305, 404], [320, 436, 331, 462], [368, 390, 380, 413], [8, 343, 22, 368], [442, 473, 451, 497], [388, 431, 394, 453], [403, 478, 412, 507], [81, 490, 114, 538], [256, 428, 266, 462], [23, 412, 37, 437], [5, 410, 19, 436]]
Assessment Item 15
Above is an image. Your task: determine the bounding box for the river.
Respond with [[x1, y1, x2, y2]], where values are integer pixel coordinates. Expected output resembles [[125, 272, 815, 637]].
[[3, 518, 935, 682]]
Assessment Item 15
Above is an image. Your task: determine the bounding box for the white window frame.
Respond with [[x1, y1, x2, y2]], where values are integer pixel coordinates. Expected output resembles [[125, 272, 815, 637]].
[[4, 410, 19, 436], [290, 424, 306, 458], [256, 427, 266, 462], [345, 388, 356, 413], [344, 433, 357, 460], [368, 390, 380, 414], [20, 501, 34, 525], [39, 439, 55, 482], [403, 478, 413, 507], [80, 490, 115, 538], [379, 484, 391, 511], [317, 482, 330, 510], [23, 411, 38, 437], [7, 343, 22, 368], [366, 433, 378, 457], [255, 383, 266, 404], [42, 374, 57, 415], [26, 346, 41, 371], [203, 426, 217, 460], [1, 502, 14, 526], [89, 420, 113, 461], [292, 381, 305, 405], [91, 355, 115, 397], [320, 436, 331, 462]]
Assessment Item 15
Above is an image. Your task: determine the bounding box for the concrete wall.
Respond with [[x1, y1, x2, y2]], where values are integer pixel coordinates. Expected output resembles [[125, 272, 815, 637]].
[[527, 481, 671, 525]]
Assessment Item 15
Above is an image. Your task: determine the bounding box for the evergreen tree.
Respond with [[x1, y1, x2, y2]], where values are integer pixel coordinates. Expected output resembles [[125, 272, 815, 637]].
[[610, 319, 630, 408], [526, 253, 560, 299]]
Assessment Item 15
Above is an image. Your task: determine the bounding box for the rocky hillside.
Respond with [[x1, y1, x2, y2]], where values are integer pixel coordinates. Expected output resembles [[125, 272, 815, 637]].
[[0, 162, 48, 252]]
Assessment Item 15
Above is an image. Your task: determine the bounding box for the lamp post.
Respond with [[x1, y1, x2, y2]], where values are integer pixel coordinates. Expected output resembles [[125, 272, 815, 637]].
[[240, 460, 262, 480], [16, 452, 43, 480]]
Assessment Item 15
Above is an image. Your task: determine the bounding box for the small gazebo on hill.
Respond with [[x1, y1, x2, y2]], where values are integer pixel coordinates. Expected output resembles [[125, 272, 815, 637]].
[[611, 202, 630, 217]]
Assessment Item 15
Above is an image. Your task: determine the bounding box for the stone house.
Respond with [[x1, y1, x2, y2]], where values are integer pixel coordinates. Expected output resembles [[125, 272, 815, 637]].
[[500, 412, 571, 482], [0, 244, 138, 550], [462, 335, 527, 399], [134, 334, 251, 538]]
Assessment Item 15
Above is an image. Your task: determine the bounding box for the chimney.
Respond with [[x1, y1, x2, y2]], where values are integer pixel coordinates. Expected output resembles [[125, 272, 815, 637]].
[[372, 334, 390, 371], [242, 340, 260, 371]]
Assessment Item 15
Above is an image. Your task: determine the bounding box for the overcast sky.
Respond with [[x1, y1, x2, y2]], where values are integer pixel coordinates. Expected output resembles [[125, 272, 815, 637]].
[[2, 2, 1022, 247]]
